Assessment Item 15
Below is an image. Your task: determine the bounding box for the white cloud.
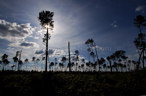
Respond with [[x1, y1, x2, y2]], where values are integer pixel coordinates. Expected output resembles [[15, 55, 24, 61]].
[[34, 37, 39, 39], [110, 20, 118, 28], [0, 19, 36, 42], [135, 5, 145, 12]]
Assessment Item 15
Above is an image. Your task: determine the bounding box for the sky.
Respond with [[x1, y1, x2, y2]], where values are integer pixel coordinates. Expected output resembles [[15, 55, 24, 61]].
[[0, 0, 146, 70]]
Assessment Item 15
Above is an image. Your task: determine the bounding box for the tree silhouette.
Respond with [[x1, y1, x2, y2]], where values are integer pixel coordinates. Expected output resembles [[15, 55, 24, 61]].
[[18, 60, 23, 70], [13, 56, 18, 71], [36, 58, 40, 71], [87, 48, 91, 63], [134, 15, 146, 70], [49, 62, 54, 71], [59, 63, 64, 71], [85, 38, 99, 71], [38, 10, 54, 72], [11, 65, 15, 70], [99, 57, 105, 71], [42, 57, 45, 71], [61, 56, 67, 71], [24, 58, 29, 70], [32, 57, 36, 71], [107, 56, 112, 72], [75, 50, 79, 71], [1, 54, 10, 70], [90, 52, 95, 64]]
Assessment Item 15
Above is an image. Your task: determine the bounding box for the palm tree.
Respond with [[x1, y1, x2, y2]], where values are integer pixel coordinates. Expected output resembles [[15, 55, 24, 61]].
[[99, 57, 105, 72], [18, 60, 23, 70], [2, 54, 10, 70], [81, 64, 84, 72], [38, 10, 54, 72], [0, 60, 2, 70], [110, 50, 128, 72], [36, 58, 40, 71], [49, 62, 54, 71], [32, 57, 36, 71], [85, 38, 99, 71], [103, 64, 106, 72], [11, 65, 15, 70], [90, 52, 95, 63], [59, 63, 64, 71], [86, 62, 90, 72], [75, 50, 79, 71], [24, 58, 29, 70], [127, 60, 131, 71], [87, 48, 91, 63], [42, 57, 45, 71], [61, 56, 67, 71], [13, 56, 18, 71], [107, 56, 112, 72], [134, 15, 146, 70]]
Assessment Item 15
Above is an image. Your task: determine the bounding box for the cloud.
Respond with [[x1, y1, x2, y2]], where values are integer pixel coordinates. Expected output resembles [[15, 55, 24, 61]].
[[35, 49, 44, 55], [9, 41, 39, 49], [34, 37, 39, 39], [110, 20, 118, 28], [0, 19, 36, 42], [135, 5, 145, 12], [35, 49, 55, 56], [20, 42, 34, 47]]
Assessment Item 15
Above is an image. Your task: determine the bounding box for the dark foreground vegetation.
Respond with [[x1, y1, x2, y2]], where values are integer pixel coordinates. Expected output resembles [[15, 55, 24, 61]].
[[0, 70, 146, 96]]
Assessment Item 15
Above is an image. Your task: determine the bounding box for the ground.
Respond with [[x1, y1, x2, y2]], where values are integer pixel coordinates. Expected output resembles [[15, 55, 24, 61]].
[[0, 70, 146, 96]]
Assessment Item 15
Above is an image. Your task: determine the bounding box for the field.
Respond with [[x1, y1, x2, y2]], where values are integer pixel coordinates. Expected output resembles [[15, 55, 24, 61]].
[[0, 70, 146, 96]]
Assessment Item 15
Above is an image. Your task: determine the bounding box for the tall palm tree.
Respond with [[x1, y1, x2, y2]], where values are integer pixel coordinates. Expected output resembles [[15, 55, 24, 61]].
[[42, 57, 45, 71], [49, 62, 54, 71], [75, 50, 79, 71], [134, 15, 146, 70], [107, 56, 112, 72], [2, 54, 10, 70], [87, 48, 91, 63], [38, 10, 54, 72], [36, 58, 40, 71], [99, 57, 105, 72], [59, 63, 64, 71], [18, 60, 23, 70], [32, 57, 36, 71], [90, 52, 95, 63], [61, 56, 67, 71], [127, 60, 131, 71], [13, 56, 18, 71], [85, 38, 99, 71], [24, 58, 29, 71], [11, 65, 15, 70]]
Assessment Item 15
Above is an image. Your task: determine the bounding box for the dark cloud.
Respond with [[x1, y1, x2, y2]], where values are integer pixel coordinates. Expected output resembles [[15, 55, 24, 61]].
[[0, 19, 35, 41], [35, 49, 55, 55], [48, 49, 54, 55], [35, 49, 44, 55], [20, 42, 34, 47]]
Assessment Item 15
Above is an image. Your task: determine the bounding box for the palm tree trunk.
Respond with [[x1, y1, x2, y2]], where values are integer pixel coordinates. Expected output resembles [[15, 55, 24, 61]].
[[45, 28, 48, 72], [143, 47, 145, 69], [138, 49, 144, 70], [110, 61, 112, 73], [68, 42, 71, 72]]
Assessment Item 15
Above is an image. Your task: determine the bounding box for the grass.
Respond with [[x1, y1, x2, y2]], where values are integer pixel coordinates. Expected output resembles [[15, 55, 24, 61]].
[[0, 70, 146, 96]]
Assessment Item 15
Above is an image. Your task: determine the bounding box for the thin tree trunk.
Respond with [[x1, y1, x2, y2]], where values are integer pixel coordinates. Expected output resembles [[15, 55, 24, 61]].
[[143, 47, 145, 69], [68, 42, 71, 72], [110, 61, 112, 73], [45, 28, 48, 72], [138, 49, 144, 70]]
